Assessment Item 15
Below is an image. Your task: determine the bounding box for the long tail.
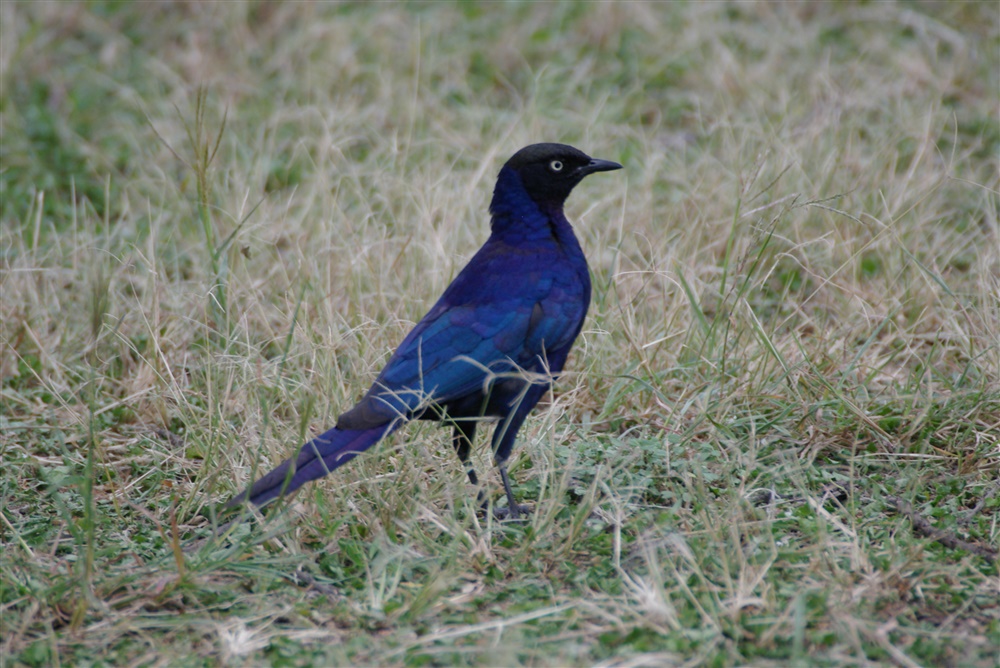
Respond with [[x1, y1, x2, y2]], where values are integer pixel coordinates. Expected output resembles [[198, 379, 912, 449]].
[[226, 422, 398, 508]]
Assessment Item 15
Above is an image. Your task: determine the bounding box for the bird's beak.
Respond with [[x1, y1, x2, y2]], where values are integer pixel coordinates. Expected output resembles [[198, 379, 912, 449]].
[[582, 158, 623, 175]]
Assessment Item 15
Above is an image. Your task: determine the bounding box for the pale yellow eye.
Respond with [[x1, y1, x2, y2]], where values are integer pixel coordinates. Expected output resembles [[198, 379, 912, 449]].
[[549, 160, 564, 172]]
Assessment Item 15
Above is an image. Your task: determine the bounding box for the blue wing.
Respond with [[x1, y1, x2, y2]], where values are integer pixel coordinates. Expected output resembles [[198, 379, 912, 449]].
[[336, 242, 586, 429]]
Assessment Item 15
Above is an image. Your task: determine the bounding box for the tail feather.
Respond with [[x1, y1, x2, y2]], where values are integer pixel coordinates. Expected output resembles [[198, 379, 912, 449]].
[[227, 422, 397, 508]]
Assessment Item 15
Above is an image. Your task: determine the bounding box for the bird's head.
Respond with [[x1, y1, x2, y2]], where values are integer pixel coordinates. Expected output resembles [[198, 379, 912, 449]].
[[491, 143, 622, 216]]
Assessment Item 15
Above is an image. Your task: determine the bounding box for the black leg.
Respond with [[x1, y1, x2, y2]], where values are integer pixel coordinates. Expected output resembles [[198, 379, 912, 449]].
[[494, 463, 531, 520], [488, 384, 548, 520], [451, 421, 479, 486], [452, 421, 491, 511]]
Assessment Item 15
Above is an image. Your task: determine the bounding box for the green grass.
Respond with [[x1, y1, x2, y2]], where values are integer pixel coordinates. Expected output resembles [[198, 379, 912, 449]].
[[2, 2, 998, 666]]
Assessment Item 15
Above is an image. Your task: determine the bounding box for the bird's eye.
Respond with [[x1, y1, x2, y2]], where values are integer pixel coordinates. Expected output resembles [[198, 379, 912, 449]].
[[549, 160, 564, 172]]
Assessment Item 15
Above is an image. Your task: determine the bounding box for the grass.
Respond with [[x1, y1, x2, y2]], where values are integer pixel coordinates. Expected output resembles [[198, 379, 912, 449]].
[[2, 1, 998, 665]]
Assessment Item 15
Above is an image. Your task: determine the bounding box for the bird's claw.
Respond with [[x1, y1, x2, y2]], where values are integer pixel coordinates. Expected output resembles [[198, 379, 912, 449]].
[[492, 503, 532, 521]]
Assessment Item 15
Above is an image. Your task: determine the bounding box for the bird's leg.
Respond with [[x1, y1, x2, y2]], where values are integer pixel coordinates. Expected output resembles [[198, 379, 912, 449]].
[[494, 463, 531, 520], [486, 385, 548, 520], [452, 422, 486, 507]]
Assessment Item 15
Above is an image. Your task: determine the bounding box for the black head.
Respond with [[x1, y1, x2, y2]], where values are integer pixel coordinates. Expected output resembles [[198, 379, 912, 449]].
[[502, 143, 622, 208]]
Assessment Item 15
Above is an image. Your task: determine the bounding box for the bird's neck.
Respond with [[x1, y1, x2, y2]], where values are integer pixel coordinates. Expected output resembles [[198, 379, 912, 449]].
[[488, 168, 580, 250]]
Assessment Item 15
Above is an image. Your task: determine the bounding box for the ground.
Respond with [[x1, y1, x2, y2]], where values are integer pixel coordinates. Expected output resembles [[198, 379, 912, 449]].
[[2, 2, 998, 666]]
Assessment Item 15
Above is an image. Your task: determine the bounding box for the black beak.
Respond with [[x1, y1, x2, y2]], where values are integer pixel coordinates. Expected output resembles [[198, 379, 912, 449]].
[[582, 158, 623, 175]]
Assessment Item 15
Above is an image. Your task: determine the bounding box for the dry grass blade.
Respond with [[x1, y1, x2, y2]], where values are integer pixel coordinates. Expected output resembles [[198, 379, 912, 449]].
[[2, 2, 998, 666]]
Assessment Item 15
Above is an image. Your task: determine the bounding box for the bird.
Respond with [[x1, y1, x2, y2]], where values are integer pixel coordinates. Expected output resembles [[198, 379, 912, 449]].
[[226, 143, 621, 518]]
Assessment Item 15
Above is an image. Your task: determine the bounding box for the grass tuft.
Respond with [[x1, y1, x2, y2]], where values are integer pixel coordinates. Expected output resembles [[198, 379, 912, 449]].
[[2, 2, 998, 666]]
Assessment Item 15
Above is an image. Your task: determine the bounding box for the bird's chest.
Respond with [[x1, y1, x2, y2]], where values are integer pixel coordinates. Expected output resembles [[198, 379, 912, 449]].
[[490, 246, 589, 351], [496, 247, 587, 308]]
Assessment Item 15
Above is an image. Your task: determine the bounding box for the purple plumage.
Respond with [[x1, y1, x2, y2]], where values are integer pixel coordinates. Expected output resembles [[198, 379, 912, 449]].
[[227, 143, 621, 518]]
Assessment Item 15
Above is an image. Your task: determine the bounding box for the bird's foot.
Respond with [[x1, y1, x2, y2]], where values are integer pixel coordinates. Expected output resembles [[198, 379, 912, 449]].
[[492, 503, 532, 521]]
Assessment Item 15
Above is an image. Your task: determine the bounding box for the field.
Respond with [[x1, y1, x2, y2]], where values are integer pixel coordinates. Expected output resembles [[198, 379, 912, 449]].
[[2, 2, 998, 666]]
